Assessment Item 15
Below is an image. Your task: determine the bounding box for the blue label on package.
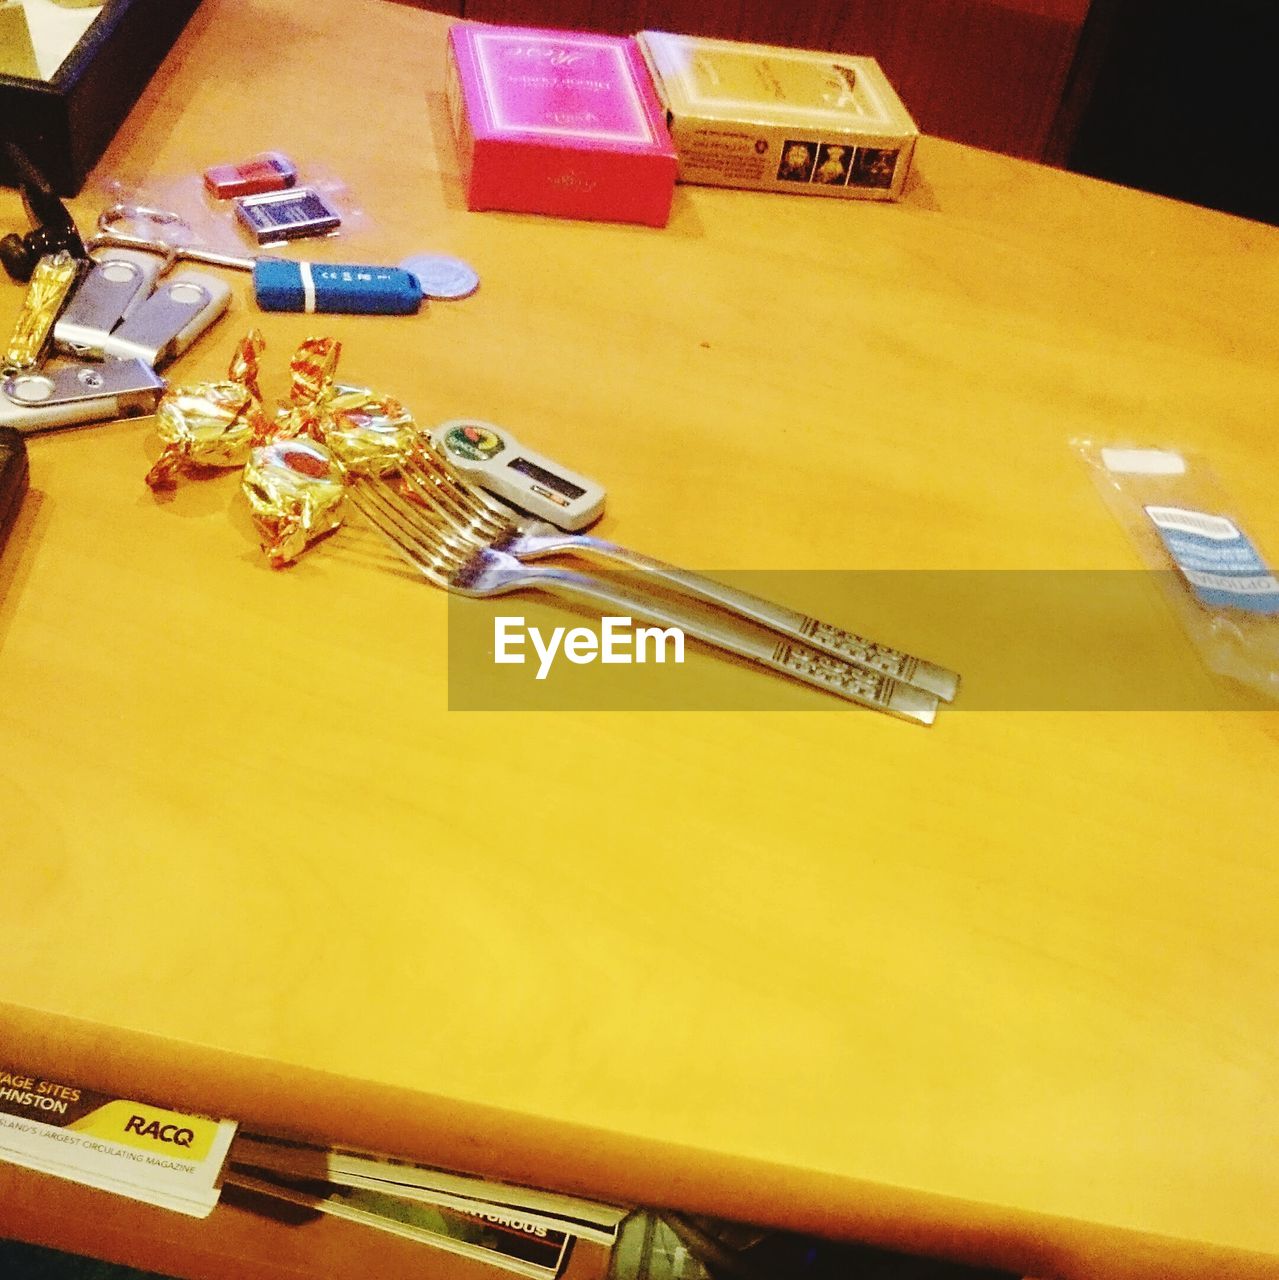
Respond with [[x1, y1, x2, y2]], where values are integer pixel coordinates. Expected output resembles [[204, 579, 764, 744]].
[[1145, 505, 1279, 615]]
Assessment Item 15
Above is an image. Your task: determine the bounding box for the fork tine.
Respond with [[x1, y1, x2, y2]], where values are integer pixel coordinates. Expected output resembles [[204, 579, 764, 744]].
[[396, 457, 496, 542], [368, 469, 482, 555], [410, 441, 514, 530], [417, 439, 491, 506], [406, 443, 486, 511], [393, 446, 516, 552], [399, 459, 491, 535], [349, 478, 470, 585], [346, 485, 436, 575]]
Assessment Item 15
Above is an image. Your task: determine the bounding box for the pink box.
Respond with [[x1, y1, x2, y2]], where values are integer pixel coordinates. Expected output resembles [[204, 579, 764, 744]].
[[445, 23, 677, 228]]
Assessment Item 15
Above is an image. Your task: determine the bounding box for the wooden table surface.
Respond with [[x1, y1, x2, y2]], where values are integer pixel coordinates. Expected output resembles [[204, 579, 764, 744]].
[[1, 2, 1277, 1278]]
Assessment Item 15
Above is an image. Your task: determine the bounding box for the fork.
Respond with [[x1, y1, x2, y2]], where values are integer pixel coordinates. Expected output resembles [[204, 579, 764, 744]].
[[348, 473, 940, 724], [398, 443, 960, 703]]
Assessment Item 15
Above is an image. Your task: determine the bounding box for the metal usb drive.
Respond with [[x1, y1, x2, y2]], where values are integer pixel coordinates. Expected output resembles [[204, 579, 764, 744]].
[[99, 272, 232, 368], [53, 249, 164, 359], [0, 360, 166, 434]]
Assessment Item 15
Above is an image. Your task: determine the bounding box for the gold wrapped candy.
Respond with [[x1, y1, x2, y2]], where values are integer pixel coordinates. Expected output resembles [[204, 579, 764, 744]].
[[242, 437, 346, 568], [145, 329, 418, 566], [272, 336, 339, 445], [2, 251, 81, 373], [326, 387, 418, 476], [145, 330, 271, 489], [276, 336, 416, 475]]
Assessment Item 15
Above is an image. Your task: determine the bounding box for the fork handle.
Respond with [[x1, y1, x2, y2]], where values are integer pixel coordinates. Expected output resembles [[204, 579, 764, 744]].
[[526, 565, 937, 725], [538, 535, 959, 703]]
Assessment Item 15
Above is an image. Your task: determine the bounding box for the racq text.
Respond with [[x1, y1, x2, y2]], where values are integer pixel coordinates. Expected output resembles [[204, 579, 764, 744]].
[[494, 616, 685, 679]]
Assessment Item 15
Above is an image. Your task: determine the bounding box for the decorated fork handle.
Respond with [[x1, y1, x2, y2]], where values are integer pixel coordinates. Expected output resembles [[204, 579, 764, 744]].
[[515, 564, 939, 725], [516, 532, 959, 703]]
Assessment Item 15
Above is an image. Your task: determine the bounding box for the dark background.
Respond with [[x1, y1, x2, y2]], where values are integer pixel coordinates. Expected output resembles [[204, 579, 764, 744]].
[[1065, 0, 1278, 225]]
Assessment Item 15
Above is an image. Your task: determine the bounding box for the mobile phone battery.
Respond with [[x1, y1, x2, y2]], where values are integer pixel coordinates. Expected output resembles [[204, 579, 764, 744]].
[[234, 188, 341, 243]]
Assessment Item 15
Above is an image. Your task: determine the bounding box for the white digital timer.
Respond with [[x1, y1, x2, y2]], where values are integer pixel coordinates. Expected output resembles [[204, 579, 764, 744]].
[[428, 418, 606, 531]]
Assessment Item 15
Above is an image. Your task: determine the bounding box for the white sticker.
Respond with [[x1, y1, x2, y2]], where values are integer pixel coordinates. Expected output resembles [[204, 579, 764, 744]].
[[1100, 448, 1187, 476]]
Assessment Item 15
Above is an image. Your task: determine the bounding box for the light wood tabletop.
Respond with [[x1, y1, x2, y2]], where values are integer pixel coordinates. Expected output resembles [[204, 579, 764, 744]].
[[1, 1, 1277, 1277]]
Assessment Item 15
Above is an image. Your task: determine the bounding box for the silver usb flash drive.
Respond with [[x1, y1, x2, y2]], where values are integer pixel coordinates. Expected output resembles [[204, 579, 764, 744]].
[[99, 271, 232, 368], [53, 250, 164, 359], [0, 360, 166, 434]]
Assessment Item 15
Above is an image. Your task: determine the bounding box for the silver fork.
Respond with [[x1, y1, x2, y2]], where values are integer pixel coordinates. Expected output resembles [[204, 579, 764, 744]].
[[398, 444, 960, 703], [348, 474, 940, 724]]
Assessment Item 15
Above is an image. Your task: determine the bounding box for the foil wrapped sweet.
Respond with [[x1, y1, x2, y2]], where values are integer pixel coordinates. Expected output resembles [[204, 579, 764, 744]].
[[276, 336, 416, 476], [242, 437, 346, 568], [144, 329, 417, 566], [271, 335, 338, 446], [2, 251, 82, 373], [325, 386, 418, 476], [145, 330, 271, 489]]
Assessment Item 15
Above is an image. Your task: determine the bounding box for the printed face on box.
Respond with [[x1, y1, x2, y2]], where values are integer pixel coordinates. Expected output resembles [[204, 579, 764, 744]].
[[814, 144, 850, 185], [777, 141, 815, 182], [1, 0, 105, 81], [852, 147, 898, 188]]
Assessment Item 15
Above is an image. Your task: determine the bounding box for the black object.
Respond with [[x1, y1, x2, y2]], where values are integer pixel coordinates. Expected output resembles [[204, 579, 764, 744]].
[[0, 141, 87, 282], [0, 427, 30, 557], [1067, 0, 1279, 226], [657, 1214, 1021, 1280], [0, 0, 203, 197], [0, 1238, 178, 1280]]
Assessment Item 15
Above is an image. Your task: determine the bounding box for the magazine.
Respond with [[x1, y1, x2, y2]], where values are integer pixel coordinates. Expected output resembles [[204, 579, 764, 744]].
[[230, 1133, 627, 1246], [228, 1169, 577, 1279]]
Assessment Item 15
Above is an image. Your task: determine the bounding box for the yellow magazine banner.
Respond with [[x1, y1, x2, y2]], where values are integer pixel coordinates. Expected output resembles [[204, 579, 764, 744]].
[[67, 1100, 223, 1162], [0, 1063, 238, 1218]]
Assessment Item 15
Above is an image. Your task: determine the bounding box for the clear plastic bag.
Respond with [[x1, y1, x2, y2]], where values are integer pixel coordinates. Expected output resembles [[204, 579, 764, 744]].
[[86, 155, 371, 262], [1075, 439, 1279, 702]]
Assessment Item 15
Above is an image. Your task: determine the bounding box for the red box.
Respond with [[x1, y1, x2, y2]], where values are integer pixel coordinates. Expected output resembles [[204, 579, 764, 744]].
[[445, 23, 677, 228]]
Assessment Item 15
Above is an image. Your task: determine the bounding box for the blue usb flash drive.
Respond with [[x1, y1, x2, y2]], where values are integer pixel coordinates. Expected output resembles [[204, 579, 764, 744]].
[[252, 260, 422, 315]]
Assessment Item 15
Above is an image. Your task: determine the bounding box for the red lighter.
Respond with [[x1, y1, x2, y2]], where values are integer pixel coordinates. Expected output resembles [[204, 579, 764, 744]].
[[202, 152, 297, 199]]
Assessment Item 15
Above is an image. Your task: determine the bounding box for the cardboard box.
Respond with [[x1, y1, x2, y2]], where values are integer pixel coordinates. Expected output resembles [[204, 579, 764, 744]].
[[445, 22, 677, 228], [1, 0, 203, 195], [637, 31, 918, 201]]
